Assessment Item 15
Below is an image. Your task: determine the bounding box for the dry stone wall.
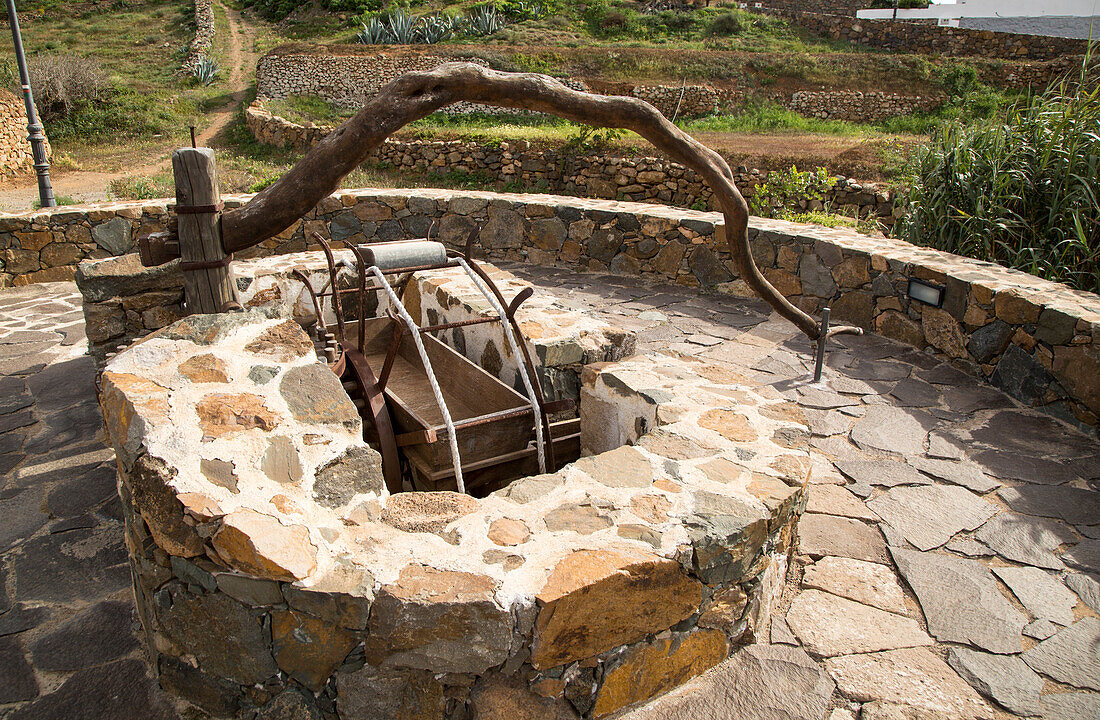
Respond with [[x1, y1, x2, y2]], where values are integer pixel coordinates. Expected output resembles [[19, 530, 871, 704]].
[[256, 50, 589, 116], [66, 188, 1100, 430], [788, 90, 940, 122], [758, 0, 867, 15], [0, 89, 48, 178], [769, 9, 1089, 60], [255, 47, 937, 123], [243, 101, 897, 221], [183, 0, 215, 72]]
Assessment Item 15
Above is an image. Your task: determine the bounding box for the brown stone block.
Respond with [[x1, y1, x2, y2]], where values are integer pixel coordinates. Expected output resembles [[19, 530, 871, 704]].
[[921, 306, 967, 359], [271, 609, 357, 691], [365, 565, 512, 674], [994, 290, 1040, 325], [833, 256, 870, 288], [1052, 344, 1100, 415], [590, 629, 728, 717], [698, 408, 758, 442], [875, 310, 925, 349], [832, 291, 873, 330], [179, 353, 230, 383], [195, 392, 279, 439], [211, 509, 318, 581], [244, 320, 314, 362], [336, 665, 446, 720], [15, 230, 53, 251], [763, 267, 802, 296], [127, 453, 205, 558], [531, 548, 703, 669], [469, 676, 577, 720]]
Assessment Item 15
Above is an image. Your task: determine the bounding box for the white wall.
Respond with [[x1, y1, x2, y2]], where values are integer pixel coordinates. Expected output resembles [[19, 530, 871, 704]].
[[859, 0, 1100, 21]]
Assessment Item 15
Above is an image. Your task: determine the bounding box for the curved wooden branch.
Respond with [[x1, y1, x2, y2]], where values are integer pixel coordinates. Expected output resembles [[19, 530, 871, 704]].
[[221, 63, 836, 340]]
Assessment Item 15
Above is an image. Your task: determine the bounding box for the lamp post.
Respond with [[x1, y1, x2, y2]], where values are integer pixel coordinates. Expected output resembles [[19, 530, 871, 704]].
[[5, 0, 53, 208]]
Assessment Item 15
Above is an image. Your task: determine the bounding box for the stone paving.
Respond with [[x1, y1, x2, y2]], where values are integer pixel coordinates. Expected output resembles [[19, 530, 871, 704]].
[[1, 273, 1099, 720]]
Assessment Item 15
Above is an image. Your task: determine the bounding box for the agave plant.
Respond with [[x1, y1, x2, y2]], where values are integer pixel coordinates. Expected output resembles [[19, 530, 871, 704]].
[[466, 4, 505, 36], [417, 13, 459, 44], [385, 9, 420, 44], [355, 17, 390, 44], [193, 56, 218, 85]]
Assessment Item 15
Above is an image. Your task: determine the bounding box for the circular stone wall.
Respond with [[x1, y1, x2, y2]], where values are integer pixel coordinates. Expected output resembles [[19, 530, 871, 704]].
[[101, 299, 809, 718]]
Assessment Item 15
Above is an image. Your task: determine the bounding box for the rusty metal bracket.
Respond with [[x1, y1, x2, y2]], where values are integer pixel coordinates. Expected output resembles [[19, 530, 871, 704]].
[[178, 254, 233, 272], [173, 202, 224, 214]]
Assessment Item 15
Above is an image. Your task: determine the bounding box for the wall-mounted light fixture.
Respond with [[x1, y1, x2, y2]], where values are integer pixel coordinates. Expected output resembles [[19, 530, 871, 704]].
[[907, 277, 945, 308]]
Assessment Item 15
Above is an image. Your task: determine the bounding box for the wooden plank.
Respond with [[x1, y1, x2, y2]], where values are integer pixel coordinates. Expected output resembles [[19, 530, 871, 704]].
[[172, 147, 237, 314]]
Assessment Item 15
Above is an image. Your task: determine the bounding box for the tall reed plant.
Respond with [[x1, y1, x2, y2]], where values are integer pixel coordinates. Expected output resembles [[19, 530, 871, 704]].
[[895, 53, 1100, 294]]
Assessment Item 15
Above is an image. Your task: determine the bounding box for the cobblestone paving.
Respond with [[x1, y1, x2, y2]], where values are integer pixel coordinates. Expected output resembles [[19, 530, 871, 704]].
[[0, 283, 181, 720], [2, 273, 1098, 720], [506, 264, 1100, 720]]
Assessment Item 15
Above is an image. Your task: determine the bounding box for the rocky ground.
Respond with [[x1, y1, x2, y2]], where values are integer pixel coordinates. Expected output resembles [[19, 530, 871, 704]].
[[1, 273, 1098, 719]]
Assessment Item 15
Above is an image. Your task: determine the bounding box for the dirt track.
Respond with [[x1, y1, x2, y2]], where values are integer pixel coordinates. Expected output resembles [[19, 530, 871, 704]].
[[0, 1, 258, 213]]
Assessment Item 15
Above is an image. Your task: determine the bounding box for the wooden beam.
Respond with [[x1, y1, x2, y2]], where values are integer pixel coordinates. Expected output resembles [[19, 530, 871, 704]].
[[172, 147, 237, 314], [217, 63, 854, 341]]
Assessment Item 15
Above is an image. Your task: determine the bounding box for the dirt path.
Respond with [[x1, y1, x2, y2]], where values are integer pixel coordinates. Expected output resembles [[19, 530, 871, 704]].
[[0, 1, 258, 214]]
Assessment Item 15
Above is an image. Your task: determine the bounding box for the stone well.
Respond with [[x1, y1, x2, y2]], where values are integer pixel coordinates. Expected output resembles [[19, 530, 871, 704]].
[[98, 255, 810, 719]]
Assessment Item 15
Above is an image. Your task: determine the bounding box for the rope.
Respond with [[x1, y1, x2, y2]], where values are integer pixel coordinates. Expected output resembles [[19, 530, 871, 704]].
[[455, 257, 546, 475], [367, 266, 466, 493]]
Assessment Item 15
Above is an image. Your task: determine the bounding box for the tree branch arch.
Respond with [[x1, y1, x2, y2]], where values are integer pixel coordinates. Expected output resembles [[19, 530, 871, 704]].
[[221, 62, 852, 341]]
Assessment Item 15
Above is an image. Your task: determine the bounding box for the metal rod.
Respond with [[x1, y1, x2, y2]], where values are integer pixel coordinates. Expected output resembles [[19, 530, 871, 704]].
[[416, 316, 501, 334], [5, 0, 53, 208], [813, 307, 831, 383], [448, 405, 535, 432]]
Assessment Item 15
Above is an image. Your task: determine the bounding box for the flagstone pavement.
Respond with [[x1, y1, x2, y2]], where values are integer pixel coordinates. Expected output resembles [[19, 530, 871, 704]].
[[0, 272, 1097, 720]]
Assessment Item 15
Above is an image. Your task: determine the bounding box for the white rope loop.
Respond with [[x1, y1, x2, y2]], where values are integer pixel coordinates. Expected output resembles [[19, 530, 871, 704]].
[[367, 265, 466, 493], [455, 257, 546, 475]]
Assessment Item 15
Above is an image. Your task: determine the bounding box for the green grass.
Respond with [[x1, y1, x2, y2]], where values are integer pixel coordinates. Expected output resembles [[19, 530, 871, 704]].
[[3, 0, 231, 145]]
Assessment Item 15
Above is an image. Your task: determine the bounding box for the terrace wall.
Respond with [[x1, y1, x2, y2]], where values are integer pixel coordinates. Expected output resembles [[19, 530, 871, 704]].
[[42, 188, 1099, 430], [254, 47, 941, 123], [769, 9, 1089, 59], [0, 90, 48, 178], [242, 100, 897, 221]]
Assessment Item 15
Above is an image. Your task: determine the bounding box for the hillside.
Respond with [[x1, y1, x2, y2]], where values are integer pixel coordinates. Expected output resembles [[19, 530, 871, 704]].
[[0, 0, 1058, 208]]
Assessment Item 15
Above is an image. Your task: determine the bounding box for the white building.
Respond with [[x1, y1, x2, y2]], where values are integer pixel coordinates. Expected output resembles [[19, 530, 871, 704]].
[[857, 0, 1100, 39]]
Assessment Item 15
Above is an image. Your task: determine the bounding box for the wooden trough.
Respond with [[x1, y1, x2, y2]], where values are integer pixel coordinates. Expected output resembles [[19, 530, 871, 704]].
[[294, 232, 578, 495]]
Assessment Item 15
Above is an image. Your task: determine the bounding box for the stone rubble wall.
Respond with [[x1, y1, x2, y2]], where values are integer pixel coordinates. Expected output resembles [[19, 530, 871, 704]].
[[1, 202, 153, 287], [255, 47, 940, 122], [256, 50, 591, 117], [243, 101, 896, 221], [768, 9, 1089, 60], [99, 282, 808, 719], [787, 90, 940, 122], [69, 189, 1100, 429], [758, 0, 867, 16], [183, 0, 215, 73], [0, 89, 48, 178]]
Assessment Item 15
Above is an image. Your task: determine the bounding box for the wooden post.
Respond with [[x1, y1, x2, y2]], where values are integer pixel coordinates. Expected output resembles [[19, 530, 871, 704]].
[[172, 147, 237, 314]]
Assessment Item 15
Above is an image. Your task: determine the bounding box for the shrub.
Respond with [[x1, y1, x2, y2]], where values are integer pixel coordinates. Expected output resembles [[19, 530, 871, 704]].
[[26, 53, 108, 121], [895, 61, 1100, 294], [749, 166, 836, 219], [709, 10, 750, 36]]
